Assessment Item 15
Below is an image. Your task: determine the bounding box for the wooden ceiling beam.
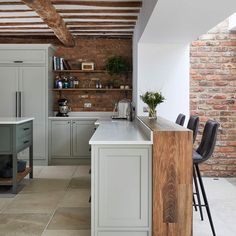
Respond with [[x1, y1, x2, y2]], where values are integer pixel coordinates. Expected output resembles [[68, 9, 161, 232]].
[[67, 21, 136, 26], [0, 26, 135, 30], [0, 15, 137, 20], [57, 9, 140, 14], [21, 0, 75, 47], [52, 1, 142, 7], [0, 9, 140, 14], [0, 1, 142, 7], [0, 31, 133, 35], [0, 21, 136, 26]]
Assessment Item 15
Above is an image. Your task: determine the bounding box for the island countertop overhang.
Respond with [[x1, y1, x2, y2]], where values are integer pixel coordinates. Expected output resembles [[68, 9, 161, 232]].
[[89, 118, 153, 145]]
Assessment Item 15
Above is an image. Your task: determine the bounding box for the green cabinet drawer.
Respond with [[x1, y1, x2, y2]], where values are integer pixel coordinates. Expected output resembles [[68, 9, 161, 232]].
[[16, 134, 32, 152], [16, 122, 32, 139]]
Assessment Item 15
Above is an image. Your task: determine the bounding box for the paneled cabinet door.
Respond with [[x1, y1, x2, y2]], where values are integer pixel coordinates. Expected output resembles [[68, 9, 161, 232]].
[[51, 121, 71, 157], [19, 67, 46, 160], [96, 147, 150, 228], [0, 67, 18, 117], [72, 120, 95, 158]]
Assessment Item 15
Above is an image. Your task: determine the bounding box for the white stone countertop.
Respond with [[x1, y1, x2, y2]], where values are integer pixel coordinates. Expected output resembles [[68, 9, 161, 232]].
[[49, 116, 99, 120], [89, 119, 152, 145], [0, 117, 34, 124]]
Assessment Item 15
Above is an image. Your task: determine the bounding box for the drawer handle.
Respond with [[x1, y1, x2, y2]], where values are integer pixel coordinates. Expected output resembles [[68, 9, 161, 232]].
[[14, 60, 23, 63], [23, 128, 30, 131], [23, 140, 29, 144]]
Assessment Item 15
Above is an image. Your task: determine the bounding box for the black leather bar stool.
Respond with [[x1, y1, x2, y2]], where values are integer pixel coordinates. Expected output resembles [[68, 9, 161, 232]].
[[187, 116, 199, 212], [193, 120, 219, 236], [187, 116, 199, 144], [175, 113, 186, 126]]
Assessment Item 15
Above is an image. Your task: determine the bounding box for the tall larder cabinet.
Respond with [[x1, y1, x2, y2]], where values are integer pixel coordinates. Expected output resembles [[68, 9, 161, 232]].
[[0, 44, 55, 165]]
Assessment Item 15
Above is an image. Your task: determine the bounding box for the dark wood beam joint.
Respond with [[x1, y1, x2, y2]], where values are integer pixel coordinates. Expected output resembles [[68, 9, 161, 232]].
[[21, 0, 75, 47]]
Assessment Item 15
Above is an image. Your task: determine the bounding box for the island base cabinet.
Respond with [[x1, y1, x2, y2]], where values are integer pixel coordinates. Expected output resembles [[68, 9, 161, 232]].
[[92, 145, 152, 236]]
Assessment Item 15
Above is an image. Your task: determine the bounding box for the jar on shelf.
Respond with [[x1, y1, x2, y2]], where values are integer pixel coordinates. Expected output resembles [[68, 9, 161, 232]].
[[68, 76, 75, 88], [55, 75, 63, 89], [63, 76, 69, 89], [74, 80, 79, 88]]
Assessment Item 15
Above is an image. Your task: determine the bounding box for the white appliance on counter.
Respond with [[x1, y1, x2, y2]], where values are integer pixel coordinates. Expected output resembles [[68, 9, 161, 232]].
[[0, 44, 55, 165], [112, 99, 133, 120]]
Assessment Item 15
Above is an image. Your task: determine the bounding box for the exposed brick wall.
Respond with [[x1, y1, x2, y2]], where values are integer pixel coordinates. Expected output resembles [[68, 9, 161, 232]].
[[55, 37, 132, 112], [0, 36, 132, 112], [190, 20, 236, 177]]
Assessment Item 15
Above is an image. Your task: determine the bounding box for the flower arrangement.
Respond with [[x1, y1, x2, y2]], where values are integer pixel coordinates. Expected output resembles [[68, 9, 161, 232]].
[[140, 91, 165, 119]]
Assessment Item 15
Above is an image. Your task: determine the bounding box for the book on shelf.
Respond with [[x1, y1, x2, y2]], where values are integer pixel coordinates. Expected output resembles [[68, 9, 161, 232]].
[[63, 59, 71, 70], [53, 56, 71, 71]]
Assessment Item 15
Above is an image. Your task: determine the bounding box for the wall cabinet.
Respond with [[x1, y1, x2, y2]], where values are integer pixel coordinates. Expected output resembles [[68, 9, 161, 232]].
[[0, 44, 55, 165], [91, 145, 152, 236], [49, 119, 96, 164]]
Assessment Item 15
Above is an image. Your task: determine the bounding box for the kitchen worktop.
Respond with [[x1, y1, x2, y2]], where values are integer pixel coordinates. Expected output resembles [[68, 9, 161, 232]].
[[49, 111, 114, 120], [89, 118, 152, 145], [0, 117, 34, 124]]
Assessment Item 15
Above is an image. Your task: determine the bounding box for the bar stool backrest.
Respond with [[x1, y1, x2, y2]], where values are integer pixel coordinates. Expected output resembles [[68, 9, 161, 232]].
[[187, 116, 199, 143], [196, 120, 219, 162], [175, 113, 186, 126]]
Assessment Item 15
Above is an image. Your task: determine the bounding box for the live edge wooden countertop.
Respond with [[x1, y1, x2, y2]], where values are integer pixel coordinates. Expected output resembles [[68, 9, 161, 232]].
[[138, 116, 193, 236]]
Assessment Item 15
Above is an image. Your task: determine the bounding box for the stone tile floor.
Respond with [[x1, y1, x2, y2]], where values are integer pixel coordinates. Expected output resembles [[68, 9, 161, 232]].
[[0, 165, 235, 236], [0, 165, 91, 236]]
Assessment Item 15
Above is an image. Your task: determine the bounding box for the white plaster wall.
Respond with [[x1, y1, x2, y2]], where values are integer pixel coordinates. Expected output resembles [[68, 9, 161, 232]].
[[137, 43, 190, 122], [132, 0, 158, 112], [228, 13, 236, 31]]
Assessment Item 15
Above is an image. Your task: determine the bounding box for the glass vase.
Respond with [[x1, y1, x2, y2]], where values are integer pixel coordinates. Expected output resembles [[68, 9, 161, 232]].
[[148, 107, 157, 119]]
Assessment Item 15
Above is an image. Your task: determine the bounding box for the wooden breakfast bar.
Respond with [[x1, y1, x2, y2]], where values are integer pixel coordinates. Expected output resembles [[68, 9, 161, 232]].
[[90, 116, 193, 236], [139, 117, 193, 236]]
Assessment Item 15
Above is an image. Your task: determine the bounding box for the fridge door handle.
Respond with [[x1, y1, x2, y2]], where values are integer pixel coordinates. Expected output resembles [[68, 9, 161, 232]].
[[15, 91, 18, 117], [19, 91, 22, 117]]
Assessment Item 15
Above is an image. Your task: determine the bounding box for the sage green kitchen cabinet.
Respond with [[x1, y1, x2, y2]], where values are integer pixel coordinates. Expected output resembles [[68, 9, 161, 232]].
[[72, 120, 95, 157], [0, 44, 55, 165], [51, 120, 71, 157], [91, 145, 152, 236], [49, 119, 96, 164]]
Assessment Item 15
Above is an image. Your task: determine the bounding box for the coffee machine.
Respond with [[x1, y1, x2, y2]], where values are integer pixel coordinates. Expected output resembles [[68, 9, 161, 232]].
[[56, 98, 71, 117]]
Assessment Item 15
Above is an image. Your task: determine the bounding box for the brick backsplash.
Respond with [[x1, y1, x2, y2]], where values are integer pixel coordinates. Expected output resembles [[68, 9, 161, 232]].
[[54, 37, 132, 112], [190, 19, 236, 177]]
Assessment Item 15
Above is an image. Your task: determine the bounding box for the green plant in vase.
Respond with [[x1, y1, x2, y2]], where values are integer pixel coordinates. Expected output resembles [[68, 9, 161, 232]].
[[105, 56, 129, 88], [140, 91, 165, 119]]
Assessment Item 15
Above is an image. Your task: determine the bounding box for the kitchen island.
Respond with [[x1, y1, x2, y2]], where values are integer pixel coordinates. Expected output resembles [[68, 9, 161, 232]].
[[0, 117, 34, 193], [89, 116, 192, 236]]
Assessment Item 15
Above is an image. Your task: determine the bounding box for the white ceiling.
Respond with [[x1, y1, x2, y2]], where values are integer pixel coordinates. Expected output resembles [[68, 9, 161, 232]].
[[139, 0, 236, 43]]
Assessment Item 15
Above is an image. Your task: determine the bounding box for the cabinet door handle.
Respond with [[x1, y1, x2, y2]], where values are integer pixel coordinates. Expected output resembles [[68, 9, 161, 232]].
[[68, 121, 70, 124], [94, 127, 97, 131], [14, 60, 23, 63], [23, 128, 30, 131], [23, 140, 29, 144], [89, 147, 91, 152]]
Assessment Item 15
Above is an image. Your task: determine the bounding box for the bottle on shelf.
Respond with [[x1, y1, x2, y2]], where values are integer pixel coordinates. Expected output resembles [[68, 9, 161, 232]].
[[68, 76, 75, 88], [63, 76, 69, 89]]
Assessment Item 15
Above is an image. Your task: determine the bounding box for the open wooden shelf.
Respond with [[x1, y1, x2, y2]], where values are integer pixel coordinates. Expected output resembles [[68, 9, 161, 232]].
[[52, 88, 132, 91], [54, 70, 106, 73], [53, 70, 132, 73], [0, 167, 31, 185]]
